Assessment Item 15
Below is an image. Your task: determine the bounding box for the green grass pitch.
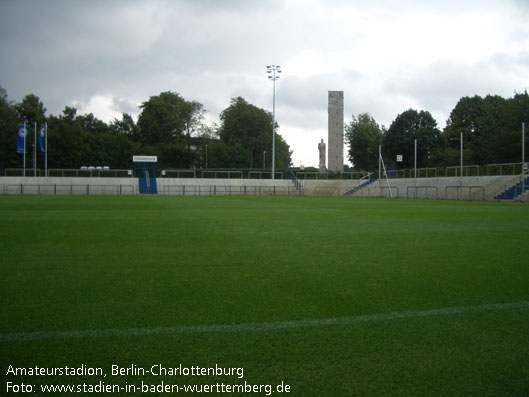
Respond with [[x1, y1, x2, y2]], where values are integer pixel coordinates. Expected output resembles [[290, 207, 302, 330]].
[[1, 196, 528, 395]]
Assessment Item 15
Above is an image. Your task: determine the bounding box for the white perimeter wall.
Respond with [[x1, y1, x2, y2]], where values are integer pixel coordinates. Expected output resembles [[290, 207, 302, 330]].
[[0, 177, 299, 196], [346, 175, 524, 201], [1, 175, 526, 201]]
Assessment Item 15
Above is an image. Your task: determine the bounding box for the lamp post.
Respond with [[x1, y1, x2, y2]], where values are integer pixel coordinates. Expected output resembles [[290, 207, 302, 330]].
[[266, 65, 281, 180], [523, 123, 525, 195], [205, 144, 208, 169]]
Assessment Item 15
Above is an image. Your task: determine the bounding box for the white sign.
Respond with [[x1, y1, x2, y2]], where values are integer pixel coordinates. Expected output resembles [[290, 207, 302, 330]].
[[396, 155, 403, 162], [133, 155, 157, 162]]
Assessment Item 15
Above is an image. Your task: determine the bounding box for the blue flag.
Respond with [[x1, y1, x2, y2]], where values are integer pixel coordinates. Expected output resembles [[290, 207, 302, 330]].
[[39, 125, 46, 152], [17, 124, 28, 153]]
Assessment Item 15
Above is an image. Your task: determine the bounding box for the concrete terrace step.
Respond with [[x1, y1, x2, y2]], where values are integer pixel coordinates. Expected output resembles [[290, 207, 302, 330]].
[[344, 179, 375, 196], [494, 176, 529, 200]]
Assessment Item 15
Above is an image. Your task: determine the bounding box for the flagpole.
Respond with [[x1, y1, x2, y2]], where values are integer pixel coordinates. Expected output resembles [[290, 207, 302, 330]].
[[33, 122, 36, 176], [23, 121, 26, 177], [45, 122, 48, 177]]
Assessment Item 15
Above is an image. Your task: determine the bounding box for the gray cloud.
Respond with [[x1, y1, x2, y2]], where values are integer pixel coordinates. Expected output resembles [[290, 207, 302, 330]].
[[1, 0, 527, 166]]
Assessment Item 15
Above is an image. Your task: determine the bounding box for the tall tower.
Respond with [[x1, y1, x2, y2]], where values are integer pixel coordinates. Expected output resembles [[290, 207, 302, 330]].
[[328, 91, 344, 173]]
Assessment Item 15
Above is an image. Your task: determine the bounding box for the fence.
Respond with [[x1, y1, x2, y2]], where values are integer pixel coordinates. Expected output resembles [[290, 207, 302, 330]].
[[247, 171, 284, 179], [161, 170, 197, 178], [4, 168, 133, 177], [406, 186, 439, 199], [5, 162, 526, 180], [443, 165, 480, 177], [312, 187, 339, 196], [5, 168, 43, 176], [202, 171, 243, 179], [342, 172, 371, 180], [348, 184, 485, 200], [445, 186, 485, 200], [486, 163, 525, 176], [48, 169, 133, 177], [161, 185, 299, 196], [296, 172, 328, 180], [374, 186, 399, 197], [2, 184, 136, 195]]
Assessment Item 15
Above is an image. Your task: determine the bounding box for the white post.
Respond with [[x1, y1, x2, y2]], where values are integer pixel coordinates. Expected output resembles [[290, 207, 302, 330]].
[[414, 139, 417, 198], [379, 152, 393, 198], [33, 122, 37, 177], [523, 123, 525, 195], [267, 65, 281, 180], [45, 122, 47, 176], [460, 132, 463, 185], [23, 121, 26, 177], [272, 76, 276, 180], [378, 145, 381, 181]]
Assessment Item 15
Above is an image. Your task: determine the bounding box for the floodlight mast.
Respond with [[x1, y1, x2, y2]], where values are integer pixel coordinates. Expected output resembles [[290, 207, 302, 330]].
[[266, 65, 281, 180], [523, 123, 526, 196]]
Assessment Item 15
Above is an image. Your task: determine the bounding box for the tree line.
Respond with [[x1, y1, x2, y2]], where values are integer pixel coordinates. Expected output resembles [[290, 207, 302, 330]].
[[345, 91, 529, 172], [0, 87, 292, 172], [2, 85, 527, 175]]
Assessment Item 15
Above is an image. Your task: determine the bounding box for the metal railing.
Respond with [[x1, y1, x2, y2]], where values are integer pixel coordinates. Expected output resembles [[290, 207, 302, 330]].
[[444, 165, 481, 177], [2, 184, 136, 195], [4, 168, 43, 176], [296, 172, 328, 180], [202, 170, 243, 179], [4, 168, 133, 177], [247, 171, 283, 179], [445, 186, 485, 200], [161, 185, 299, 196], [161, 170, 196, 178], [406, 186, 438, 199]]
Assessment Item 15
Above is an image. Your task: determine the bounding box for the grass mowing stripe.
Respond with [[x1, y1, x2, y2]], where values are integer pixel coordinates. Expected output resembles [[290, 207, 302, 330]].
[[2, 300, 528, 342]]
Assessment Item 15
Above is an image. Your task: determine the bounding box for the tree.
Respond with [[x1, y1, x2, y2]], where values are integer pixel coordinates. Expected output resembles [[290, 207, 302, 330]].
[[15, 94, 46, 125], [110, 113, 136, 135], [0, 86, 19, 170], [442, 94, 529, 165], [46, 107, 140, 169], [181, 100, 205, 142], [384, 109, 442, 168], [219, 97, 291, 169], [136, 91, 204, 146], [498, 92, 529, 163], [135, 91, 205, 168], [345, 113, 383, 171], [444, 95, 506, 164]]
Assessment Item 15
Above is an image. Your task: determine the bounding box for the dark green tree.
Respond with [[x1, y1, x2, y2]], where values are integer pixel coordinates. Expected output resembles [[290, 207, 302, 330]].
[[383, 109, 442, 168], [110, 113, 136, 135], [498, 91, 529, 163], [0, 86, 19, 170], [443, 95, 506, 164], [345, 113, 383, 171], [219, 97, 291, 169], [46, 107, 141, 169], [135, 91, 205, 168], [15, 94, 46, 125], [136, 92, 203, 145]]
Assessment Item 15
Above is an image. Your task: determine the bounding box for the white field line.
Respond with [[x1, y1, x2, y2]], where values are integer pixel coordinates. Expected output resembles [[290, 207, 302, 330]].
[[1, 301, 528, 343]]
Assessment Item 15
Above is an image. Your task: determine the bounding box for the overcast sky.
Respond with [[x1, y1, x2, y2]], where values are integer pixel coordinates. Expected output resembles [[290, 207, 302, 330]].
[[1, 0, 528, 167]]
